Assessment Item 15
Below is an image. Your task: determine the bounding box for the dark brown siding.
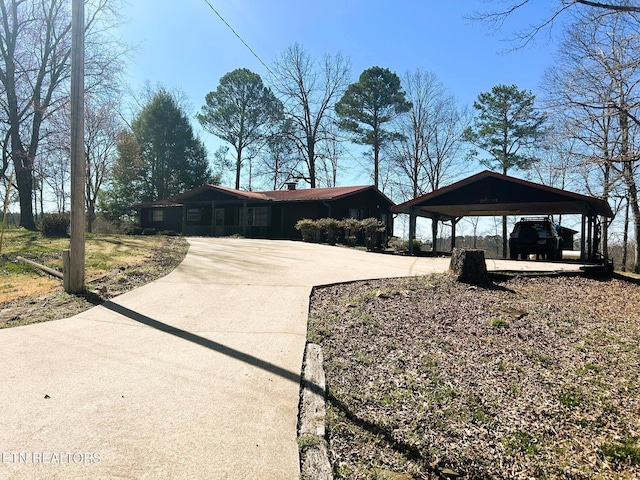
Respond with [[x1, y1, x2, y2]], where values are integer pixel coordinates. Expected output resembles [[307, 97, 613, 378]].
[[139, 187, 394, 240], [140, 207, 183, 232], [277, 190, 394, 240]]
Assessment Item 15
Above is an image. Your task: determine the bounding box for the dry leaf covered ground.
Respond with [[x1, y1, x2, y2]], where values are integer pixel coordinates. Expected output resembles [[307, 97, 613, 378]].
[[308, 273, 640, 479], [0, 235, 188, 328]]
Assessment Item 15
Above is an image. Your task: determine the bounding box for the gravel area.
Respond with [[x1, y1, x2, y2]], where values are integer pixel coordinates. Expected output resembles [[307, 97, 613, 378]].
[[308, 273, 640, 479]]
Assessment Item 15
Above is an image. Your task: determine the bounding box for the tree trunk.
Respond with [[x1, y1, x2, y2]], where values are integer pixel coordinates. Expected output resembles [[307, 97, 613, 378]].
[[373, 139, 380, 189], [87, 200, 95, 233], [622, 197, 629, 272], [501, 167, 508, 259], [39, 181, 44, 220], [235, 145, 242, 190], [629, 198, 640, 274], [15, 164, 36, 230], [449, 248, 492, 287], [308, 137, 316, 188], [622, 161, 640, 273]]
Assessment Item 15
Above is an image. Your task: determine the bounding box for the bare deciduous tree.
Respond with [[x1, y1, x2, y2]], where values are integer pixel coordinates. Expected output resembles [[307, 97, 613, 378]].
[[388, 70, 470, 201], [469, 1, 640, 48], [255, 125, 298, 190], [39, 94, 121, 232], [0, 0, 126, 229], [84, 97, 121, 231], [544, 9, 640, 270], [270, 43, 351, 188]]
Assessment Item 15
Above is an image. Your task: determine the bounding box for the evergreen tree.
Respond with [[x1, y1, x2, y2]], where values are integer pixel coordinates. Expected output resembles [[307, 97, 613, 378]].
[[465, 84, 546, 258], [336, 66, 411, 188], [103, 90, 210, 220], [198, 68, 282, 190], [465, 84, 546, 175]]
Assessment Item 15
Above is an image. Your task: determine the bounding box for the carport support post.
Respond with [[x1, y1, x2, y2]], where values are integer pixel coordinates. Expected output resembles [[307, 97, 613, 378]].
[[450, 217, 461, 251], [432, 214, 440, 255], [587, 215, 596, 261], [580, 214, 586, 261], [451, 219, 456, 251], [408, 207, 417, 255]]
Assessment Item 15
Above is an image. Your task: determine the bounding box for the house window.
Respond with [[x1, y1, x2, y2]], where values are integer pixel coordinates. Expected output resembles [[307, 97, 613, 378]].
[[253, 207, 268, 226], [152, 209, 164, 222], [246, 206, 268, 227], [348, 208, 360, 220], [187, 208, 201, 222]]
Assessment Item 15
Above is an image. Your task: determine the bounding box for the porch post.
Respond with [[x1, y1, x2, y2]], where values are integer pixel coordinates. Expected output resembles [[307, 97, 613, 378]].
[[243, 201, 248, 236], [210, 202, 215, 236]]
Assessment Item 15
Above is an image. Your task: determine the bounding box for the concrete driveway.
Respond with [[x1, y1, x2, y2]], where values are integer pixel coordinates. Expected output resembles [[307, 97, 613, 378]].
[[0, 238, 583, 479]]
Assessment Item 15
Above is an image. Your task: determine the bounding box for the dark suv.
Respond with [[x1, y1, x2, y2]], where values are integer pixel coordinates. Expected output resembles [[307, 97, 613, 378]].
[[509, 217, 562, 260]]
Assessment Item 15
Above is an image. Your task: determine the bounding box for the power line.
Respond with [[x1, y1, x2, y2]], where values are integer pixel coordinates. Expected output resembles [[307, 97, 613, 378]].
[[202, 0, 274, 76]]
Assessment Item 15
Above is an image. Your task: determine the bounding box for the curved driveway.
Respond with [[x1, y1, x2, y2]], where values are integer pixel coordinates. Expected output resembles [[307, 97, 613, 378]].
[[0, 238, 580, 479]]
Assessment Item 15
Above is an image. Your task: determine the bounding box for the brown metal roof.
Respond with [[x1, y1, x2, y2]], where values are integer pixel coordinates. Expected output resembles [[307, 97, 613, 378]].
[[131, 199, 182, 208], [392, 170, 613, 219], [261, 185, 392, 203], [152, 184, 393, 205], [170, 184, 271, 202]]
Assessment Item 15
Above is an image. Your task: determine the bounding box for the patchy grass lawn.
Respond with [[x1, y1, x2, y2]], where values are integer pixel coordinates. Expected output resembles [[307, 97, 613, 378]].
[[0, 229, 188, 328], [308, 273, 640, 479]]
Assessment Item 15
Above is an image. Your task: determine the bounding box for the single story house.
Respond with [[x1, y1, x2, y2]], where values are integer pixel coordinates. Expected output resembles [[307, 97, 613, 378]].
[[133, 183, 395, 240]]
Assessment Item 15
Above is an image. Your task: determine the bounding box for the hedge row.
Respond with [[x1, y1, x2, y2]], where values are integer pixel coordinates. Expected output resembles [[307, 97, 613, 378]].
[[40, 213, 70, 237], [294, 217, 386, 250]]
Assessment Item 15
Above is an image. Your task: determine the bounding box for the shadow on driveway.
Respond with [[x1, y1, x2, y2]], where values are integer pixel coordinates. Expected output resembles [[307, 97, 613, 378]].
[[102, 301, 324, 397]]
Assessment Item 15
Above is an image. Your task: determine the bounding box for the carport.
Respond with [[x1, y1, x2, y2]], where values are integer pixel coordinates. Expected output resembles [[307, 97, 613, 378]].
[[392, 171, 614, 262]]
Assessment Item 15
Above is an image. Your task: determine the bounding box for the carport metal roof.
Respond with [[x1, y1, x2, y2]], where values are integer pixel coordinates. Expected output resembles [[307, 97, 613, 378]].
[[392, 170, 613, 219]]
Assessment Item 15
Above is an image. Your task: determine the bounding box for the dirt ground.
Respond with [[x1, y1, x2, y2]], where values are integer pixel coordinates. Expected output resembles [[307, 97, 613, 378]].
[[0, 236, 189, 328], [308, 273, 640, 479]]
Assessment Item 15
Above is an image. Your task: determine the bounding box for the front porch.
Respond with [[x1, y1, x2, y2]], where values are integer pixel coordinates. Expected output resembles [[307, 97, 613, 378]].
[[182, 204, 273, 238]]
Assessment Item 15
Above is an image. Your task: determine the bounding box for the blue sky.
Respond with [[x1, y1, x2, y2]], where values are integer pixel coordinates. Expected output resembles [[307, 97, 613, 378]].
[[115, 1, 562, 187]]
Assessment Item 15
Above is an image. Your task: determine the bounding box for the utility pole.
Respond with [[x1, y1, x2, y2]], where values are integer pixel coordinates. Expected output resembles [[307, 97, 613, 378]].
[[64, 0, 85, 293]]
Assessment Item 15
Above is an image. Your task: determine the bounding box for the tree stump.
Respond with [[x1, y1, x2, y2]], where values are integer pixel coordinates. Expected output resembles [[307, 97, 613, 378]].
[[449, 248, 492, 287]]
